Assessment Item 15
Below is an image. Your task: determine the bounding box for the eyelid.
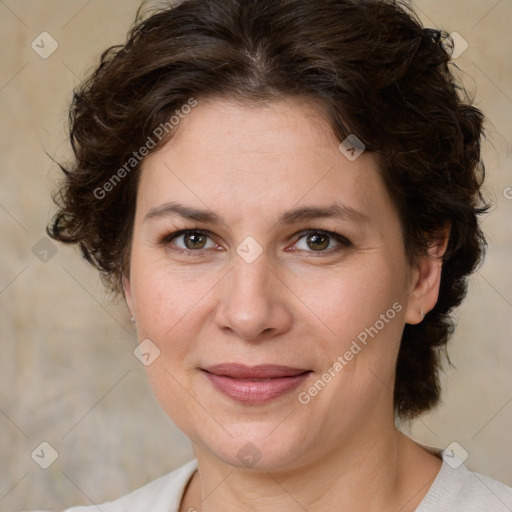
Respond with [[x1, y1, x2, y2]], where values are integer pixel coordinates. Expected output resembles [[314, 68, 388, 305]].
[[160, 228, 214, 244], [289, 229, 352, 253], [159, 228, 352, 255], [159, 229, 220, 254]]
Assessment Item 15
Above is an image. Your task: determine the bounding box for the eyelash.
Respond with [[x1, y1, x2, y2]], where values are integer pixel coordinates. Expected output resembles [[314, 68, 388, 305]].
[[158, 229, 352, 257]]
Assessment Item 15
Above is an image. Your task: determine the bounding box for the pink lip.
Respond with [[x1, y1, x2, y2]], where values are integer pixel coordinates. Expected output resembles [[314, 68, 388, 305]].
[[202, 364, 312, 404]]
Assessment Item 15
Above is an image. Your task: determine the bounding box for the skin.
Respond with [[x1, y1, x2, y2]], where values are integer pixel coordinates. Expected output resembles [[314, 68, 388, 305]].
[[124, 97, 448, 512]]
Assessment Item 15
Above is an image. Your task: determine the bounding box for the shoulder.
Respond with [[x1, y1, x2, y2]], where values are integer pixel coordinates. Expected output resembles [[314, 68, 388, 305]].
[[417, 460, 512, 512], [29, 459, 198, 512]]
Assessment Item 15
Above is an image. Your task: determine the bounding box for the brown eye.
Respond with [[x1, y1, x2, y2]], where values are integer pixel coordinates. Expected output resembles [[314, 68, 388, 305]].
[[292, 230, 351, 254], [306, 232, 330, 251], [162, 230, 217, 253], [183, 232, 208, 250]]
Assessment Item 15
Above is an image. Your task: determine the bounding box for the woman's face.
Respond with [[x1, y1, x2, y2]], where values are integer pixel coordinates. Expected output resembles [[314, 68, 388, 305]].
[[125, 97, 422, 470]]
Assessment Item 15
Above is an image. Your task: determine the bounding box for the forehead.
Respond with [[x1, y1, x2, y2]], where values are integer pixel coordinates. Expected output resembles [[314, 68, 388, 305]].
[[137, 97, 388, 226]]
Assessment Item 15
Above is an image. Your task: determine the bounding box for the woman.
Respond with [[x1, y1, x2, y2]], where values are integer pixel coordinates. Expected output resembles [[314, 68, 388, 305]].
[[40, 0, 511, 510]]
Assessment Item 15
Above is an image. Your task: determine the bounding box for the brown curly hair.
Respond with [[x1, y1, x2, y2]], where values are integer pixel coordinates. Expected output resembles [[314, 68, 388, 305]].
[[48, 0, 489, 419]]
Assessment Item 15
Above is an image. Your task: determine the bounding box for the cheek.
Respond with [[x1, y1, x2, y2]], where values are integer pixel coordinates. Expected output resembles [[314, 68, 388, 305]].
[[129, 258, 205, 419], [300, 260, 407, 401], [131, 249, 205, 328], [301, 260, 402, 336], [129, 252, 226, 371], [298, 267, 405, 412]]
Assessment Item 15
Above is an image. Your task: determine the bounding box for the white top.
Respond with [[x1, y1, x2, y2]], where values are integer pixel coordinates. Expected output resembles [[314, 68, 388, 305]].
[[30, 458, 512, 512]]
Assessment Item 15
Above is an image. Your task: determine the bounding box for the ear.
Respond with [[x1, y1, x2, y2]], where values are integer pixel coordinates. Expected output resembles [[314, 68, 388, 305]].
[[405, 223, 451, 325], [123, 274, 134, 318]]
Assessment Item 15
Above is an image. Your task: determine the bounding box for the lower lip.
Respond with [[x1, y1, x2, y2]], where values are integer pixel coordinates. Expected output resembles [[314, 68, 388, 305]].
[[203, 371, 311, 404]]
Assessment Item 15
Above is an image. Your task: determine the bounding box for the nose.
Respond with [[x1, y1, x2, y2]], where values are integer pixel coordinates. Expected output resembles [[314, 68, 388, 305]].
[[214, 255, 294, 342]]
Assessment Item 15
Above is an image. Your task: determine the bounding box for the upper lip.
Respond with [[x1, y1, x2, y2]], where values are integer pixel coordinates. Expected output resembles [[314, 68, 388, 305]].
[[202, 364, 310, 379]]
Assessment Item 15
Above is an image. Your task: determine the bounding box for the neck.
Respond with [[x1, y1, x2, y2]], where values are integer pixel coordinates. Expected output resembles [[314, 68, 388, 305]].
[[182, 424, 441, 512]]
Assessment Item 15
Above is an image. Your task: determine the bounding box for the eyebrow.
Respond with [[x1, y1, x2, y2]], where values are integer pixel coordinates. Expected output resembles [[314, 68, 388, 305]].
[[144, 201, 368, 226]]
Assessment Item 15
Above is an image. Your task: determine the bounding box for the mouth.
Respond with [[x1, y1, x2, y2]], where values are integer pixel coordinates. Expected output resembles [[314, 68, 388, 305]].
[[201, 364, 312, 404]]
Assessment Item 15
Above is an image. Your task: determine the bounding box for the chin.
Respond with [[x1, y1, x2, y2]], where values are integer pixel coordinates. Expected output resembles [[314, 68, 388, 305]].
[[190, 418, 315, 472]]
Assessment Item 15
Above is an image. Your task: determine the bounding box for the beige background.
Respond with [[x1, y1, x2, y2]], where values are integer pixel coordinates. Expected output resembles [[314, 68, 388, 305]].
[[0, 0, 511, 510]]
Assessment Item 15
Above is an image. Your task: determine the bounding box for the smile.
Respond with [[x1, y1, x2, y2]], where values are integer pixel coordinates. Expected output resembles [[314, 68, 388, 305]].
[[201, 364, 312, 404]]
